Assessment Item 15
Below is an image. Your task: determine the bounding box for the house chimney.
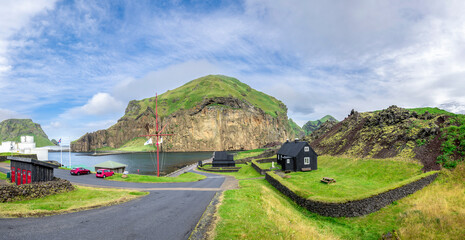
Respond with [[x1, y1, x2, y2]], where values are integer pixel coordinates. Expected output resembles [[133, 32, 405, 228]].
[[286, 139, 289, 143], [295, 138, 299, 142]]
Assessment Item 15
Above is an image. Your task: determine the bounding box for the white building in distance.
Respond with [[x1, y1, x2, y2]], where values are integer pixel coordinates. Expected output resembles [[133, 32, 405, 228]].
[[0, 136, 49, 160]]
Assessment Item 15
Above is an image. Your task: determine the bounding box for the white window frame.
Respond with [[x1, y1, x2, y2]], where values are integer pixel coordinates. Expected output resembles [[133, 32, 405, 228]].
[[286, 159, 290, 164], [304, 146, 310, 152], [304, 157, 310, 165]]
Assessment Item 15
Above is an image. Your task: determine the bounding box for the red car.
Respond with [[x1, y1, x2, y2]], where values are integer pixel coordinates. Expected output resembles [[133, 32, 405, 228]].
[[96, 169, 114, 178], [70, 167, 91, 175]]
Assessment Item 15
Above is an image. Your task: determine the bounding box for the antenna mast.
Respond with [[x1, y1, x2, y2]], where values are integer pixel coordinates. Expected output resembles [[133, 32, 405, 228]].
[[140, 93, 173, 177]]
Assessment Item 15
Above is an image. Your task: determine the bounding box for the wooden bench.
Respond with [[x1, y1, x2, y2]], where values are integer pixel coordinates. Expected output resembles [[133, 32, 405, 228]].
[[321, 177, 336, 184], [302, 167, 312, 172]]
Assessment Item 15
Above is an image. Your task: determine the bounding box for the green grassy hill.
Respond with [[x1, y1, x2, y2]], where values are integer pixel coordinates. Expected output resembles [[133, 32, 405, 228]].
[[122, 75, 287, 119], [0, 119, 53, 147]]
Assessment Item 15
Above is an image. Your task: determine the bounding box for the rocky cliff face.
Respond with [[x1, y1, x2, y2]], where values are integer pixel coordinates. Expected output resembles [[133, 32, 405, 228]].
[[310, 106, 450, 171], [72, 76, 292, 152]]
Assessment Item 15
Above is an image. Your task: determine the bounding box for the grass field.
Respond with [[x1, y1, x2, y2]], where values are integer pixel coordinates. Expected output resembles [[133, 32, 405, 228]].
[[105, 172, 206, 183], [234, 148, 266, 160], [0, 172, 7, 181], [211, 158, 465, 239], [276, 156, 436, 202], [0, 186, 148, 218], [198, 163, 262, 179]]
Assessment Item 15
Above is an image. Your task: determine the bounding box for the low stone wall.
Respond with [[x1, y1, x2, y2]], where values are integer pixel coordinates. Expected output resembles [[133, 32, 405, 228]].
[[234, 149, 277, 164], [251, 158, 277, 175], [265, 172, 438, 217], [0, 178, 74, 203], [197, 164, 241, 173], [0, 154, 37, 162]]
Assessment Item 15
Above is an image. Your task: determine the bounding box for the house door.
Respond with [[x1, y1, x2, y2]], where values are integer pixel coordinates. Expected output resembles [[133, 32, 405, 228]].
[[11, 167, 15, 183], [22, 170, 26, 184], [27, 171, 32, 184], [17, 168, 21, 185]]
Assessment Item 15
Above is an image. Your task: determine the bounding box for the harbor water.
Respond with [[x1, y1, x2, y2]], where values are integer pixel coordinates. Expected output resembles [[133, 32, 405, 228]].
[[49, 151, 213, 175]]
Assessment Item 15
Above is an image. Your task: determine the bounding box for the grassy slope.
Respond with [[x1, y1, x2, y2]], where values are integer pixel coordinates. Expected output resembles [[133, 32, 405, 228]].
[[105, 172, 206, 183], [125, 75, 286, 119], [288, 118, 304, 137], [277, 156, 433, 202], [212, 159, 465, 239], [0, 186, 148, 217], [199, 163, 262, 180]]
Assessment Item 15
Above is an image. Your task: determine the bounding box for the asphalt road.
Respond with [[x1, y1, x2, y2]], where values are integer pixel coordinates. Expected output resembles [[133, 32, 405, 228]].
[[0, 167, 225, 240]]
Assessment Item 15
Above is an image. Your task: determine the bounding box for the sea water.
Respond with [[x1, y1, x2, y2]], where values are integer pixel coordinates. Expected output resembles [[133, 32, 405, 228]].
[[49, 151, 213, 175]]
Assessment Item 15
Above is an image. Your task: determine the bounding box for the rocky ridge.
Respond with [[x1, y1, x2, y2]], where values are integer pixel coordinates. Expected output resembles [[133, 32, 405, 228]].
[[309, 106, 458, 171]]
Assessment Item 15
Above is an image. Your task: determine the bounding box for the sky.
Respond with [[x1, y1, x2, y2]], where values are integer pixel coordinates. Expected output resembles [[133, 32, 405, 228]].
[[1, 0, 465, 142]]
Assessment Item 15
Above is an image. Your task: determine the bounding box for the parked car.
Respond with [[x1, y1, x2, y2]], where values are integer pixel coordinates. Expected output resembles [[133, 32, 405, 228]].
[[70, 167, 91, 175], [96, 169, 114, 178]]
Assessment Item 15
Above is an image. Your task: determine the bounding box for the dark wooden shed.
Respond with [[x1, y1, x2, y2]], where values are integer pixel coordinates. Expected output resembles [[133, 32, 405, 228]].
[[212, 151, 235, 167], [277, 140, 318, 172], [8, 156, 57, 185]]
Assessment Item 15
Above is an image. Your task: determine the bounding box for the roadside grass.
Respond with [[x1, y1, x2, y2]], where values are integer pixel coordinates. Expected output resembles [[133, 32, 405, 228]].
[[105, 172, 206, 183], [234, 148, 266, 160], [0, 186, 148, 218], [213, 165, 465, 239], [0, 172, 7, 180], [198, 164, 262, 179], [256, 161, 281, 170], [277, 155, 433, 202]]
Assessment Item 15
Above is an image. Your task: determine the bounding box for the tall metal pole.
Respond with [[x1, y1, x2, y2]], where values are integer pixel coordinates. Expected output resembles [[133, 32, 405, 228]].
[[156, 93, 160, 177], [68, 137, 71, 168]]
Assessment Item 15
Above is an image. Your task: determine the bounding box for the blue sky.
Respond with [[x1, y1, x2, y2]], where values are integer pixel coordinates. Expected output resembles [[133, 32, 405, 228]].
[[1, 0, 465, 142]]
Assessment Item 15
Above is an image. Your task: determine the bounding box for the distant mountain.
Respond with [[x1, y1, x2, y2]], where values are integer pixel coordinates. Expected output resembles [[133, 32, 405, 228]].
[[72, 75, 296, 152], [0, 119, 54, 147], [303, 115, 338, 134]]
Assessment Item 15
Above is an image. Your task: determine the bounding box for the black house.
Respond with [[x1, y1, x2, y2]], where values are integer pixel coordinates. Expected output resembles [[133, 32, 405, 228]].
[[212, 151, 235, 167], [8, 156, 58, 185], [277, 140, 318, 171]]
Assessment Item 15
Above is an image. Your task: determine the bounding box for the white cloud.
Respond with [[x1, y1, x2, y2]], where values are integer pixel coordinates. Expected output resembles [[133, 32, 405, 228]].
[[0, 108, 29, 121], [62, 93, 125, 118], [113, 60, 225, 102]]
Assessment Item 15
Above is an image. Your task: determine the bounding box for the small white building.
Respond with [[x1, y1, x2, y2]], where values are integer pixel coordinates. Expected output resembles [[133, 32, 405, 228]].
[[0, 136, 49, 160]]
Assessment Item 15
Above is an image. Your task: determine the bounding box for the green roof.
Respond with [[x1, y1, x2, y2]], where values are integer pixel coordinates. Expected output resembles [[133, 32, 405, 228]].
[[94, 161, 127, 169]]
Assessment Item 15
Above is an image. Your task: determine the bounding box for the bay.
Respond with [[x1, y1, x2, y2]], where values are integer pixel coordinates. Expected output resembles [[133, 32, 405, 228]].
[[48, 151, 213, 175]]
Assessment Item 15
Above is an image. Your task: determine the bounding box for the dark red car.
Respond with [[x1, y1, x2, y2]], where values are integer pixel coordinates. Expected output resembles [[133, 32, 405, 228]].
[[96, 169, 114, 178], [70, 167, 91, 175]]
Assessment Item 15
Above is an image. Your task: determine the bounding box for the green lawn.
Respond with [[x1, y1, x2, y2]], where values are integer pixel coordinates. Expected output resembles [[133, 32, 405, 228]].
[[0, 186, 148, 217], [256, 161, 281, 170], [105, 172, 206, 183], [212, 164, 465, 240], [235, 149, 266, 160], [198, 163, 262, 179], [274, 156, 436, 202], [0, 172, 7, 181]]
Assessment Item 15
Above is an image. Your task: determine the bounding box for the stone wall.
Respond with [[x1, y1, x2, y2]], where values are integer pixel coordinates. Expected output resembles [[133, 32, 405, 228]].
[[251, 158, 275, 175], [265, 172, 438, 217], [0, 154, 37, 162], [197, 163, 241, 172], [0, 178, 74, 203]]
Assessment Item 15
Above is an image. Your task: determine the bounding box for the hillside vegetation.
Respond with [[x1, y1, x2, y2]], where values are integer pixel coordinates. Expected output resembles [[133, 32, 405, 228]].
[[122, 75, 287, 119], [303, 115, 338, 135], [310, 106, 465, 170], [0, 119, 53, 147]]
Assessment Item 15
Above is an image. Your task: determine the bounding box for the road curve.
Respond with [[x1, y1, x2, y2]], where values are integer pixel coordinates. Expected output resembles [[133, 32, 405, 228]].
[[0, 168, 226, 240]]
